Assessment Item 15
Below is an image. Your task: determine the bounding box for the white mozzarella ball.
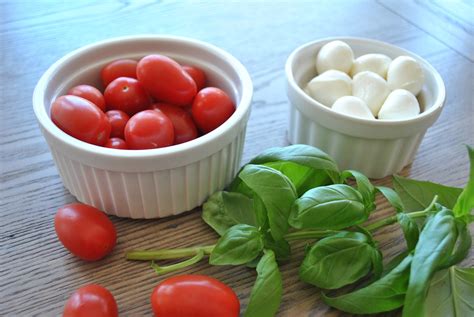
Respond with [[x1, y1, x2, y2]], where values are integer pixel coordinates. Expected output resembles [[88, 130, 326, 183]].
[[305, 70, 352, 107], [316, 40, 354, 75], [352, 71, 390, 116], [387, 56, 425, 95], [350, 53, 392, 78], [378, 89, 420, 120], [332, 96, 375, 120]]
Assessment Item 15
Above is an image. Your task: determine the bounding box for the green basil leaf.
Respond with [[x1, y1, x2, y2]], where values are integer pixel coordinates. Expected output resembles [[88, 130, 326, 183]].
[[299, 231, 381, 289], [376, 186, 405, 213], [424, 266, 474, 317], [202, 191, 257, 236], [322, 254, 412, 314], [453, 145, 474, 221], [402, 207, 458, 317], [209, 224, 263, 265], [263, 234, 291, 261], [397, 213, 420, 251], [244, 250, 282, 317], [440, 218, 472, 269], [238, 164, 297, 241], [341, 170, 376, 212], [289, 184, 366, 230], [393, 175, 462, 211], [248, 144, 340, 183], [264, 161, 331, 196]]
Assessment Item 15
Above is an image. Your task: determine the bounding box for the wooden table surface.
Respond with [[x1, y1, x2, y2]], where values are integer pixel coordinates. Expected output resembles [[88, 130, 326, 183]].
[[1, 1, 473, 316]]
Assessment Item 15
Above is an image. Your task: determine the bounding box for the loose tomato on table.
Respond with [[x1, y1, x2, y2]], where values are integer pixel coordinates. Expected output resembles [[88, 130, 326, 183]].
[[191, 87, 235, 133], [104, 77, 151, 116], [137, 54, 197, 106], [51, 95, 111, 146], [101, 58, 138, 87], [106, 110, 130, 139], [124, 109, 174, 149], [67, 84, 106, 111], [54, 203, 116, 261], [182, 65, 207, 91], [151, 275, 240, 317], [63, 284, 118, 317], [150, 103, 198, 144]]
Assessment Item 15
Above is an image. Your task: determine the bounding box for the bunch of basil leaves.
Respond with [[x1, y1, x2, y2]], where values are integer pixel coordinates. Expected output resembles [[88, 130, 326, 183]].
[[129, 144, 474, 317]]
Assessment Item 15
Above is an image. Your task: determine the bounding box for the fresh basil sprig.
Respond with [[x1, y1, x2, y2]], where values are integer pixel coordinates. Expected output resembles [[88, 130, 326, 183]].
[[126, 145, 473, 317], [341, 170, 376, 212], [202, 191, 258, 236], [248, 144, 340, 183], [424, 266, 474, 317], [238, 164, 297, 241], [244, 250, 282, 317], [403, 206, 459, 317], [393, 175, 462, 211], [452, 145, 474, 221], [322, 254, 413, 314], [289, 184, 367, 230], [299, 231, 382, 289], [210, 224, 264, 265]]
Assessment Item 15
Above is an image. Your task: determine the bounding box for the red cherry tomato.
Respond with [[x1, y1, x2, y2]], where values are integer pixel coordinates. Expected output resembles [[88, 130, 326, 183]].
[[67, 84, 106, 111], [150, 103, 198, 144], [182, 65, 207, 91], [137, 54, 197, 106], [101, 59, 138, 87], [63, 284, 118, 317], [54, 203, 117, 261], [124, 110, 174, 149], [51, 95, 111, 146], [106, 110, 130, 139], [191, 87, 235, 133], [104, 77, 151, 116], [104, 137, 128, 149], [151, 275, 240, 317]]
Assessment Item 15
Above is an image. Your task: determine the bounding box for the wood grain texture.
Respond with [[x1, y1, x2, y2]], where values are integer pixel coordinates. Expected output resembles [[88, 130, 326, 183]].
[[0, 0, 473, 316]]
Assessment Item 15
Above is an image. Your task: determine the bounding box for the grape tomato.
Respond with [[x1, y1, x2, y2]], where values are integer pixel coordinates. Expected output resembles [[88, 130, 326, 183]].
[[101, 58, 138, 87], [67, 84, 106, 111], [192, 87, 235, 133], [137, 54, 197, 106], [182, 65, 207, 91], [125, 109, 174, 149], [150, 103, 198, 144], [51, 95, 111, 146], [54, 203, 116, 261], [104, 77, 151, 116]]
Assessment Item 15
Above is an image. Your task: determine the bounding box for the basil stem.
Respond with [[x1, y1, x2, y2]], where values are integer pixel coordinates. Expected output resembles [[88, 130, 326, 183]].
[[151, 250, 205, 275], [126, 245, 214, 260]]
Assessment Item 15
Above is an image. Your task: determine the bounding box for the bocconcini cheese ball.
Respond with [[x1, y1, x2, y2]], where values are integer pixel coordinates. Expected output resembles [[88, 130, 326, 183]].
[[352, 71, 390, 116], [332, 96, 375, 120], [378, 89, 420, 120], [316, 41, 354, 75], [350, 53, 392, 78], [387, 56, 424, 96], [305, 70, 352, 107]]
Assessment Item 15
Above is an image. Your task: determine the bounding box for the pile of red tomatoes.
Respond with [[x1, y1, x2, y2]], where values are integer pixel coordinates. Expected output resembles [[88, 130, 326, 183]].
[[51, 55, 235, 150]]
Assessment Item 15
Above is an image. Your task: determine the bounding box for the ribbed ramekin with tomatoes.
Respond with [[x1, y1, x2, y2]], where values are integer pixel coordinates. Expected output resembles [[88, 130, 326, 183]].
[[33, 35, 253, 218]]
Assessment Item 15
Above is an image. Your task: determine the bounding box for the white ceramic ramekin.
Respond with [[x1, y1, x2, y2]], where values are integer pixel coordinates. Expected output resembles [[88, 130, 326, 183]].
[[286, 37, 445, 178], [33, 35, 253, 218]]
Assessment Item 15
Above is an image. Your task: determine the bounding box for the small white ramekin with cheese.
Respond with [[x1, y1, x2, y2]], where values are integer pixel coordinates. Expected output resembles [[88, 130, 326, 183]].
[[285, 37, 445, 178]]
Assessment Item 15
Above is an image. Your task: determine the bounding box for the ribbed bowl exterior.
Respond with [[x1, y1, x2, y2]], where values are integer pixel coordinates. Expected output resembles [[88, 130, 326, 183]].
[[288, 106, 424, 178], [47, 128, 246, 218], [33, 36, 253, 218]]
